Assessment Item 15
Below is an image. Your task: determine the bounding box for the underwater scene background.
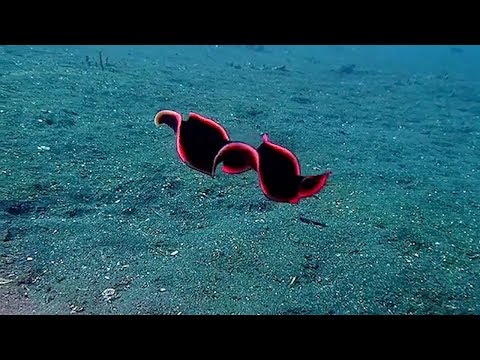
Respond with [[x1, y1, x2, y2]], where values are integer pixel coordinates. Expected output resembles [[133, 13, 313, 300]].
[[0, 45, 478, 314]]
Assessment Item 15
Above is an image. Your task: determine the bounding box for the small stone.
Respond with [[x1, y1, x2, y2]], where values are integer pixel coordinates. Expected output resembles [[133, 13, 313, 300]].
[[159, 288, 166, 292], [170, 250, 179, 256], [27, 257, 33, 261], [102, 288, 116, 301]]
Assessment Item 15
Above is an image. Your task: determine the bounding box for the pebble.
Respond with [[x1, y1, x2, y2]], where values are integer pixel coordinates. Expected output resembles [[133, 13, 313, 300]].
[[102, 288, 116, 301], [27, 257, 33, 261], [170, 250, 179, 256]]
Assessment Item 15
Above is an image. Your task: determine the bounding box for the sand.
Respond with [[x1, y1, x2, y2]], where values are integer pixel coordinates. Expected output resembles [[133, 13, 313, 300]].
[[0, 45, 479, 314]]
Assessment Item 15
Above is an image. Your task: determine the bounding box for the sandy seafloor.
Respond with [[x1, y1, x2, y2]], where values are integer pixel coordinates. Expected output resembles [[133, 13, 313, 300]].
[[0, 45, 479, 315]]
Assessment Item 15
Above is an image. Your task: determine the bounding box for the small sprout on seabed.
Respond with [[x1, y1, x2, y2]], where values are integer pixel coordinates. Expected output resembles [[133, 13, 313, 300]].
[[85, 55, 93, 66], [102, 288, 116, 301], [288, 276, 298, 287]]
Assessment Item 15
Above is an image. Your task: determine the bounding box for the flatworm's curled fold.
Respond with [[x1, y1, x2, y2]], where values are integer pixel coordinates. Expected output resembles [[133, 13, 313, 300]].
[[212, 142, 259, 176], [154, 109, 331, 204]]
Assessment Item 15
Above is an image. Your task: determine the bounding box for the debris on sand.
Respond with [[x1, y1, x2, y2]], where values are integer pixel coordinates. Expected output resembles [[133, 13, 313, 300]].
[[0, 278, 14, 285], [272, 65, 287, 72], [102, 288, 116, 301], [337, 64, 356, 74]]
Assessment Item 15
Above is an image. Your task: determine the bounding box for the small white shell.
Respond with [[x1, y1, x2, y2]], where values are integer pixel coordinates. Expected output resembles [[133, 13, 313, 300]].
[[102, 288, 116, 301]]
